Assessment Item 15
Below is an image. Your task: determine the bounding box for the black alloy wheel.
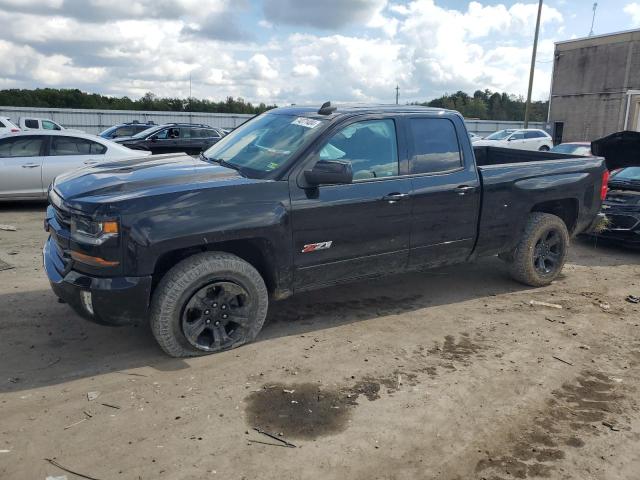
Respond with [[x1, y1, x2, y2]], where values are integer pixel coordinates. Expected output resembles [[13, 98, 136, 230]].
[[533, 228, 564, 275], [181, 281, 252, 351]]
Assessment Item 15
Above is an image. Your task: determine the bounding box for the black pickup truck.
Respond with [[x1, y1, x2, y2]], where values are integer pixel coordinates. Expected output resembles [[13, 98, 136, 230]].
[[44, 104, 611, 357]]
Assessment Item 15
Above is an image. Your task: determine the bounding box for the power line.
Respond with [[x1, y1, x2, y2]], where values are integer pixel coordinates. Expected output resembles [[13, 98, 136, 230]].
[[589, 2, 598, 36]]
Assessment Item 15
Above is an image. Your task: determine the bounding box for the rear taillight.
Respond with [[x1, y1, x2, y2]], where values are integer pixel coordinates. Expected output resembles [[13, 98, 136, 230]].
[[600, 170, 610, 200], [10, 129, 19, 133]]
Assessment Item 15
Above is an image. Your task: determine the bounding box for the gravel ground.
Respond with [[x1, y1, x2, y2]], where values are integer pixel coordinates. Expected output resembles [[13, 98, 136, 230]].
[[0, 203, 639, 480]]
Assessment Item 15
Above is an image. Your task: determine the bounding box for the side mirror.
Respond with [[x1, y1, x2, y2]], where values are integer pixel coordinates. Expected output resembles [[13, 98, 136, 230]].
[[305, 160, 353, 186], [149, 135, 158, 142]]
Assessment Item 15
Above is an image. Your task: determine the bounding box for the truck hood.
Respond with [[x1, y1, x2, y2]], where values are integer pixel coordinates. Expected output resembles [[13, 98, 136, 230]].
[[52, 153, 248, 205]]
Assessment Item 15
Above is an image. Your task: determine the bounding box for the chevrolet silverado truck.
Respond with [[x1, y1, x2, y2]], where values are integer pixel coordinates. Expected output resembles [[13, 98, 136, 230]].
[[44, 104, 612, 357]]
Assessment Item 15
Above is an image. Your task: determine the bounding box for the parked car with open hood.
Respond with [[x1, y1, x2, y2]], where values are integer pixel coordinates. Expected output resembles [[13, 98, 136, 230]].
[[0, 131, 150, 200], [591, 167, 640, 246], [473, 128, 553, 151]]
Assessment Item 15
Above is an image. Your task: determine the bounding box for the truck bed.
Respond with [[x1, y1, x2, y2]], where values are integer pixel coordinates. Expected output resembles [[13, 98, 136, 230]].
[[473, 146, 588, 166], [472, 147, 607, 260]]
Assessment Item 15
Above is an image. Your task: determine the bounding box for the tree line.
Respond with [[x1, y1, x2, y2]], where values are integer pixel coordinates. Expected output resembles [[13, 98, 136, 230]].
[[0, 89, 275, 114], [418, 89, 548, 122], [0, 88, 548, 121]]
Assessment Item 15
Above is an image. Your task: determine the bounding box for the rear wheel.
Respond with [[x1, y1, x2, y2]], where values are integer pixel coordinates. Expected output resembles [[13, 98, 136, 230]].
[[507, 213, 569, 287], [150, 252, 268, 357], [539, 145, 550, 151]]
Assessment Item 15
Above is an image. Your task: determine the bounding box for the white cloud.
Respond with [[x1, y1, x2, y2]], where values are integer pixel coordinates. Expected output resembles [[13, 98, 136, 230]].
[[292, 64, 319, 77], [0, 0, 566, 104], [625, 3, 640, 26]]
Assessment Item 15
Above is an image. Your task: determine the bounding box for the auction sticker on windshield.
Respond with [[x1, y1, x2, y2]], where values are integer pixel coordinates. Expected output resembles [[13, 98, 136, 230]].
[[291, 117, 322, 129]]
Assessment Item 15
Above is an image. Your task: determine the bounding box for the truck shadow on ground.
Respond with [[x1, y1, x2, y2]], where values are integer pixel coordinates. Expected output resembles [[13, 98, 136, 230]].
[[0, 256, 536, 393], [3, 237, 629, 394]]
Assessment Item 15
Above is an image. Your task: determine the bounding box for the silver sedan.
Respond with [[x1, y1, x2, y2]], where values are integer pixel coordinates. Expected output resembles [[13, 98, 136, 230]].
[[0, 131, 151, 200]]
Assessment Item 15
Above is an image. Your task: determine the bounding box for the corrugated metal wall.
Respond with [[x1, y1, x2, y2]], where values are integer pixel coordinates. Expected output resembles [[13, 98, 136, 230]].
[[0, 106, 545, 136], [0, 106, 255, 134]]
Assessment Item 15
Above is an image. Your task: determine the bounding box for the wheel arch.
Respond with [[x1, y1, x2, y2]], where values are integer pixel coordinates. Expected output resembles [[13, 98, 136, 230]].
[[530, 198, 579, 233], [152, 238, 279, 297]]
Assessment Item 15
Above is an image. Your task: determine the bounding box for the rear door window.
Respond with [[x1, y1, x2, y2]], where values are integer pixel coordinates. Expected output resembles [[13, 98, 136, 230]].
[[25, 119, 39, 129], [0, 120, 5, 128], [408, 118, 462, 174], [0, 136, 44, 157], [50, 137, 107, 156]]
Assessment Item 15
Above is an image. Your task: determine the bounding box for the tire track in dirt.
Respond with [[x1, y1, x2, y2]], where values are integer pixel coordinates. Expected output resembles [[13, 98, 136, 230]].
[[474, 370, 633, 479]]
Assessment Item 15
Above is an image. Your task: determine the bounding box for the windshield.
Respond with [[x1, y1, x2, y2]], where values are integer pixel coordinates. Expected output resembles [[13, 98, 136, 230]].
[[131, 125, 164, 139], [99, 126, 117, 136], [550, 144, 591, 156], [485, 129, 516, 140], [611, 167, 640, 182], [202, 113, 328, 177]]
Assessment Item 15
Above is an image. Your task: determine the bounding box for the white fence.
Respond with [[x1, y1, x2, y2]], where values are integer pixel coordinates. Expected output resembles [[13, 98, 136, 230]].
[[0, 106, 546, 136]]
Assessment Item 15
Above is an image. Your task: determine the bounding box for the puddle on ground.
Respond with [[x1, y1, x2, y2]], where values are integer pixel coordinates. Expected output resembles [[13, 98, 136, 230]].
[[245, 372, 420, 440], [245, 383, 352, 439]]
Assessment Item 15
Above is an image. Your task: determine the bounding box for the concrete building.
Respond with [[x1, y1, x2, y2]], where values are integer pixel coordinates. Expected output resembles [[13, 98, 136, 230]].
[[548, 29, 640, 143]]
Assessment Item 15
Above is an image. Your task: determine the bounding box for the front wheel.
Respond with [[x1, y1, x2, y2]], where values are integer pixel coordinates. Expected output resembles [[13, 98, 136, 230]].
[[507, 213, 569, 287], [539, 145, 550, 151], [150, 252, 268, 357]]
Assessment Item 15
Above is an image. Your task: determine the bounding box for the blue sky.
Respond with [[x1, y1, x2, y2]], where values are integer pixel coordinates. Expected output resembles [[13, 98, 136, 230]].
[[0, 0, 638, 105]]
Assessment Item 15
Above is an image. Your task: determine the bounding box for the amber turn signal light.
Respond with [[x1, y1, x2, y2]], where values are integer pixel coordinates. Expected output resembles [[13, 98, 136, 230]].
[[101, 221, 119, 234], [71, 250, 120, 267]]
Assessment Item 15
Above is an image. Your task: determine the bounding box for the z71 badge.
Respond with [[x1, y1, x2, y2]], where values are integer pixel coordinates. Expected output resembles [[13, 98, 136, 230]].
[[301, 241, 333, 253]]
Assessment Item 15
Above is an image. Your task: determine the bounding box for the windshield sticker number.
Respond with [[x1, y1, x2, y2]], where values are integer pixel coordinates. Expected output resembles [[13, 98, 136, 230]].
[[291, 117, 321, 129]]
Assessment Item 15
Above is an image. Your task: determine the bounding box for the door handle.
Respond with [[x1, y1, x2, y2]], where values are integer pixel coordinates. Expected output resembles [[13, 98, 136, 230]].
[[454, 185, 475, 195], [21, 163, 39, 168], [83, 160, 99, 165], [382, 192, 409, 203]]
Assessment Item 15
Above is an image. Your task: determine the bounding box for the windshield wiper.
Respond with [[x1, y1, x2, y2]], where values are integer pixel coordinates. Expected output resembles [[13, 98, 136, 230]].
[[206, 156, 246, 177]]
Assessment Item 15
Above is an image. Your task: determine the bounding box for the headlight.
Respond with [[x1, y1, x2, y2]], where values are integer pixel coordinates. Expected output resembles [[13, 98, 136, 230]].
[[71, 216, 119, 241]]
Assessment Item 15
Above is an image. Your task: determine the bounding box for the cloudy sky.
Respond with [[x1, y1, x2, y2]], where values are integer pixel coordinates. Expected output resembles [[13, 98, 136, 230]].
[[0, 0, 638, 105]]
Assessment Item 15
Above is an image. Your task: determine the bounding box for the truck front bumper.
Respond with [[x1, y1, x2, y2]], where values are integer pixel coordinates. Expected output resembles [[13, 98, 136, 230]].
[[44, 236, 153, 326]]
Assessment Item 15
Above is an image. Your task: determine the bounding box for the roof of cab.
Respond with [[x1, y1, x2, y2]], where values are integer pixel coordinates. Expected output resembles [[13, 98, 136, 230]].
[[268, 104, 458, 119]]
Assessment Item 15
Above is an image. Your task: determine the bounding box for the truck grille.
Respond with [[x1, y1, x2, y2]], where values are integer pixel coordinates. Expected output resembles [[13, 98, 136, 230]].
[[607, 214, 639, 231], [53, 205, 71, 230]]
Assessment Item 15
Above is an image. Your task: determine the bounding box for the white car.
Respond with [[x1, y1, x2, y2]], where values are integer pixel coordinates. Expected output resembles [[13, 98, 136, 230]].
[[473, 129, 553, 151], [0, 117, 20, 135], [0, 131, 151, 200]]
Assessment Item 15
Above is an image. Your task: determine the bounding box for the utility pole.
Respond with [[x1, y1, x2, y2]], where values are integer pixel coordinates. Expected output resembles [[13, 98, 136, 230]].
[[524, 0, 543, 129], [395, 85, 399, 105], [589, 2, 598, 36]]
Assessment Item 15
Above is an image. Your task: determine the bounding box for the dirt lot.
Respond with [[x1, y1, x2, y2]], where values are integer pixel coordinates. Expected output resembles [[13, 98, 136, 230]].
[[0, 203, 639, 480]]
